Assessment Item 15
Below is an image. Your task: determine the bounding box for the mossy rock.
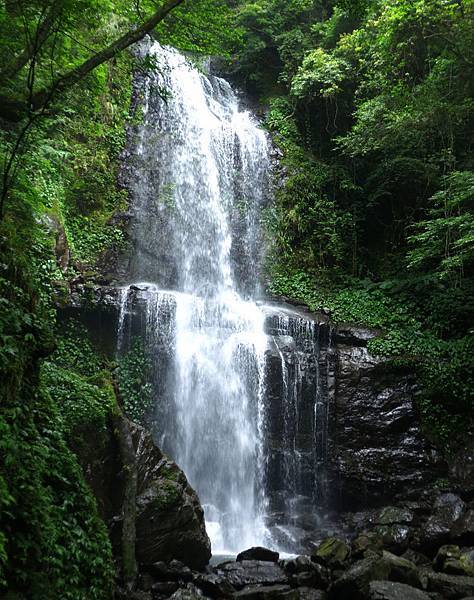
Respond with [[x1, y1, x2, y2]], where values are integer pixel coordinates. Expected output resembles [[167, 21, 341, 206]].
[[312, 537, 350, 568]]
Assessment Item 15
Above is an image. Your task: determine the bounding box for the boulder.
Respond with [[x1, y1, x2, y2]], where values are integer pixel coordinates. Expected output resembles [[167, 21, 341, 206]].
[[194, 573, 235, 598], [382, 551, 422, 588], [237, 548, 280, 563], [426, 572, 474, 599], [423, 494, 465, 550], [282, 556, 329, 588], [434, 546, 474, 577], [368, 581, 431, 600], [312, 538, 350, 569], [215, 561, 288, 589], [132, 425, 211, 569], [376, 507, 415, 526], [374, 524, 411, 553], [146, 560, 193, 582], [352, 534, 384, 559], [330, 556, 391, 600], [401, 549, 430, 567]]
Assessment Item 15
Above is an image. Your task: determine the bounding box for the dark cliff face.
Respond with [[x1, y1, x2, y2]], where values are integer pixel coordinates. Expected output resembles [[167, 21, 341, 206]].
[[329, 327, 446, 512]]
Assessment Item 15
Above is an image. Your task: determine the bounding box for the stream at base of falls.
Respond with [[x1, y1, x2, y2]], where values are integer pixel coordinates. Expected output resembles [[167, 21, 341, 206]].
[[117, 42, 329, 555]]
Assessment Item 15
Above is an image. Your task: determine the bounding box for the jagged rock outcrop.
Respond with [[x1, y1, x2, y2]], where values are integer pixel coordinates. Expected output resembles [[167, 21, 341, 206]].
[[132, 423, 211, 569]]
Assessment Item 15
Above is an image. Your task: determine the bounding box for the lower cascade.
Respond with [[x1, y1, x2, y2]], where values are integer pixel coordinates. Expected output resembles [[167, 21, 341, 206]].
[[117, 42, 329, 554]]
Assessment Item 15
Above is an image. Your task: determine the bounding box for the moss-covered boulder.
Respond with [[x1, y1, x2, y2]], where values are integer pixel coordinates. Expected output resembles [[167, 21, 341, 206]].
[[434, 545, 474, 577], [312, 537, 351, 569]]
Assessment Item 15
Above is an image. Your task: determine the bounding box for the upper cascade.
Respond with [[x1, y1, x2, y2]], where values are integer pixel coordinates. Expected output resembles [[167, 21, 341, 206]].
[[127, 42, 271, 299]]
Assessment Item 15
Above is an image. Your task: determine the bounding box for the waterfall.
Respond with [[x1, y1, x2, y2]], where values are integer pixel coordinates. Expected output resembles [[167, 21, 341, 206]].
[[117, 42, 330, 555]]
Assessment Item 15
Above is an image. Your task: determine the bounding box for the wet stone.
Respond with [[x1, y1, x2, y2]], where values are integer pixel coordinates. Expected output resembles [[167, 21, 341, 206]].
[[237, 547, 280, 563], [216, 560, 288, 589], [194, 573, 235, 598]]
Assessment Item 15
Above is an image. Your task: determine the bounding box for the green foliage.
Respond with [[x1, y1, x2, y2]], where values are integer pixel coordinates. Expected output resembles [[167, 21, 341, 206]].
[[0, 229, 113, 597], [291, 47, 350, 98], [265, 97, 356, 271], [117, 339, 153, 424], [1, 388, 114, 599], [407, 171, 474, 283]]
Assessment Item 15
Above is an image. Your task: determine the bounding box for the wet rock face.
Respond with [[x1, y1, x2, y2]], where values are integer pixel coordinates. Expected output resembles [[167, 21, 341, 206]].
[[328, 334, 445, 511]]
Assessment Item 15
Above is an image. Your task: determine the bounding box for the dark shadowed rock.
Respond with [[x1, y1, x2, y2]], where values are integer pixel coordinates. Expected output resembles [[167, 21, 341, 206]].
[[216, 561, 288, 589], [237, 548, 280, 563], [451, 509, 474, 546], [232, 584, 298, 599], [426, 572, 474, 599], [382, 551, 422, 588], [151, 580, 179, 595], [368, 581, 431, 600], [330, 556, 391, 600], [282, 555, 329, 588], [146, 560, 193, 582], [401, 549, 431, 567]]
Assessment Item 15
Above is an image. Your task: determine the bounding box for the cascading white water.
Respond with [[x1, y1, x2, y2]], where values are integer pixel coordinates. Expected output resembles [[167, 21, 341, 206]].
[[117, 42, 331, 556], [122, 43, 272, 553]]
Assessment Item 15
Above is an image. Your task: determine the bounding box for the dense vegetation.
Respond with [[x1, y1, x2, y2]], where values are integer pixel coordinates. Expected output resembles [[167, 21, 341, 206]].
[[230, 0, 474, 445], [0, 0, 472, 596]]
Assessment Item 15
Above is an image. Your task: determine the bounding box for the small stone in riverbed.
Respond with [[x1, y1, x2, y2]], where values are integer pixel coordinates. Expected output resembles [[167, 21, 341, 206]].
[[237, 547, 280, 563]]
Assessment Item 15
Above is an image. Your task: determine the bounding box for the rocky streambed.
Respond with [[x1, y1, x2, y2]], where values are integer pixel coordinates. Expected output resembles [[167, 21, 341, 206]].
[[118, 525, 474, 600]]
